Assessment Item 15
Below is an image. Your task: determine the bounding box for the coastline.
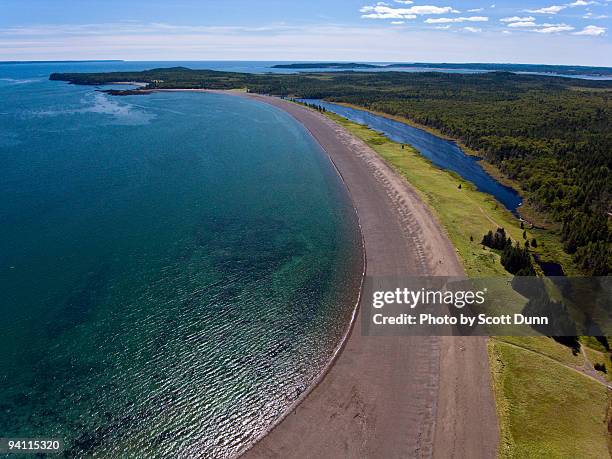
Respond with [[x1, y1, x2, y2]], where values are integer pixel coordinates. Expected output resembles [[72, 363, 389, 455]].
[[225, 93, 499, 458], [84, 86, 500, 456], [98, 85, 555, 230], [38, 69, 611, 456], [234, 94, 369, 458]]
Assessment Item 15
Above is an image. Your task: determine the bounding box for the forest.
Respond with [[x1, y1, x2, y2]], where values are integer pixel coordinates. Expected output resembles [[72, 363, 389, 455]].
[[482, 228, 536, 275], [50, 68, 612, 274]]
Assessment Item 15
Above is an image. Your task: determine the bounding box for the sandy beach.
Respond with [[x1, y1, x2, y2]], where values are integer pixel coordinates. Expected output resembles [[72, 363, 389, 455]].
[[207, 94, 498, 459]]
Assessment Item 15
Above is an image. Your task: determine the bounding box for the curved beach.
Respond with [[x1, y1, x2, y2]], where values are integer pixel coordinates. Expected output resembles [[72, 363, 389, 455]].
[[233, 94, 499, 458]]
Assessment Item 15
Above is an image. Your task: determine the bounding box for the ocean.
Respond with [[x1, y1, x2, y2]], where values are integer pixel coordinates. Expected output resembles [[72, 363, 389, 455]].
[[0, 62, 363, 457]]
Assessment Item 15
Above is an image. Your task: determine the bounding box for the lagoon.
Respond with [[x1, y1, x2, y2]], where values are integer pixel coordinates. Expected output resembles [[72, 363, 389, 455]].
[[300, 99, 523, 214]]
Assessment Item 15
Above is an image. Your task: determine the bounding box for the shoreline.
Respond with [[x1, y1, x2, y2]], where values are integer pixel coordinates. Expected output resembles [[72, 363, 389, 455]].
[[315, 99, 577, 274], [101, 85, 549, 230], [233, 95, 369, 458], [82, 85, 499, 456], [227, 93, 499, 458]]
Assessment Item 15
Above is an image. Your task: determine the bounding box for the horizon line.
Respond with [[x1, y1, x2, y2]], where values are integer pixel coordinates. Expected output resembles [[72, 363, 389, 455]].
[[1, 59, 612, 69]]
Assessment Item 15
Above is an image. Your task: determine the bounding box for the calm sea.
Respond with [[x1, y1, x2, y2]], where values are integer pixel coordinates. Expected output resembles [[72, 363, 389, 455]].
[[0, 62, 363, 457]]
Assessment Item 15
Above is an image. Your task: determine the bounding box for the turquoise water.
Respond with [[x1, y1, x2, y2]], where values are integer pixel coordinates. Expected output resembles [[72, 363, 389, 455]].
[[300, 99, 522, 213], [0, 64, 362, 457]]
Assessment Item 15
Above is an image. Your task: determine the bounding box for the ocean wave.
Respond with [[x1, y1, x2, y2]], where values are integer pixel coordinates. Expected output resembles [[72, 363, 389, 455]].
[[29, 92, 156, 125], [0, 77, 44, 85]]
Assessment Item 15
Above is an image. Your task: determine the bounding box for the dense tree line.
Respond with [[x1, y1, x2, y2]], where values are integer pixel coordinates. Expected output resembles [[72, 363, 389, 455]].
[[482, 228, 511, 250], [482, 228, 536, 275], [296, 100, 327, 112], [51, 69, 611, 273]]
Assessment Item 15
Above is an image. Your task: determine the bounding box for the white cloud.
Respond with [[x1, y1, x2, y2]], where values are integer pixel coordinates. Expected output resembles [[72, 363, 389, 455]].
[[508, 21, 538, 27], [434, 25, 451, 29], [526, 0, 594, 14], [467, 8, 484, 12], [2, 21, 611, 66], [532, 24, 575, 32], [404, 5, 460, 14], [391, 21, 405, 24], [500, 16, 535, 22], [394, 0, 414, 3], [359, 5, 416, 19], [503, 18, 592, 34], [525, 5, 567, 14], [0, 22, 306, 37], [360, 4, 459, 19], [573, 24, 607, 35], [425, 16, 488, 23], [360, 13, 417, 19], [464, 26, 482, 32]]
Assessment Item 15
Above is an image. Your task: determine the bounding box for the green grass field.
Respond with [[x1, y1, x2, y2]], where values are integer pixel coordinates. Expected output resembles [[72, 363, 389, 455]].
[[490, 341, 610, 458], [325, 111, 611, 458]]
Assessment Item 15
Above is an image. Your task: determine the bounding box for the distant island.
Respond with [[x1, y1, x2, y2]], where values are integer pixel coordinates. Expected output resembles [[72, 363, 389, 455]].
[[272, 62, 612, 77], [0, 60, 124, 65], [273, 63, 380, 70]]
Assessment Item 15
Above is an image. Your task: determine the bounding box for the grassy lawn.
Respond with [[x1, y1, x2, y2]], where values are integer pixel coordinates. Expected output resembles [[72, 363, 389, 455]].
[[490, 341, 610, 458], [583, 345, 612, 383], [324, 111, 611, 458], [497, 336, 584, 367]]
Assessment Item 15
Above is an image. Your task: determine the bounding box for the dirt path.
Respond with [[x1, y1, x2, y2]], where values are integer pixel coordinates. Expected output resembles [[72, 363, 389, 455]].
[[499, 339, 612, 389], [233, 94, 499, 459]]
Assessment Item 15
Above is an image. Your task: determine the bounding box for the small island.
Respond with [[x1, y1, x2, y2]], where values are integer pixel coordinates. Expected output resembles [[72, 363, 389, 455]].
[[272, 62, 380, 69]]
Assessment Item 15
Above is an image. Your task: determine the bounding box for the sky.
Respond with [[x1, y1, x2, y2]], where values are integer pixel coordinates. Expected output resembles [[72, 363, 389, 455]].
[[1, 0, 611, 65]]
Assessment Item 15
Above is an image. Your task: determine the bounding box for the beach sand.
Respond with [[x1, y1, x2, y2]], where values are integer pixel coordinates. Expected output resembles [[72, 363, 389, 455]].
[[206, 92, 500, 458]]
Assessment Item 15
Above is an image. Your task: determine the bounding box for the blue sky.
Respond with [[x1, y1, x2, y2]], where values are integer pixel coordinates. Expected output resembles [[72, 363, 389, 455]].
[[1, 1, 611, 65]]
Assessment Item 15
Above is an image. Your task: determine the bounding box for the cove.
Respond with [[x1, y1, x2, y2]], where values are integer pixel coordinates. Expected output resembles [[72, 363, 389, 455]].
[[0, 63, 363, 458]]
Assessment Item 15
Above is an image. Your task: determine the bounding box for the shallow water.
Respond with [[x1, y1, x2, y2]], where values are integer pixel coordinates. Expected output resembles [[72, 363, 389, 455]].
[[0, 64, 362, 457], [300, 99, 523, 213]]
